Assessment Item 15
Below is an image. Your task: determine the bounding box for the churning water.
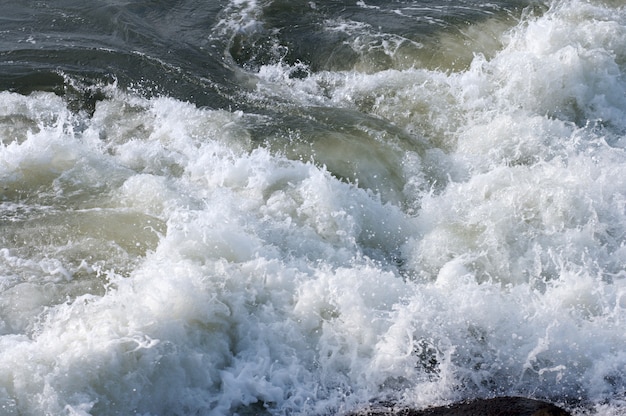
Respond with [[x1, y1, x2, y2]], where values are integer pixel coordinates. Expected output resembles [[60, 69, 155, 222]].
[[0, 0, 625, 414]]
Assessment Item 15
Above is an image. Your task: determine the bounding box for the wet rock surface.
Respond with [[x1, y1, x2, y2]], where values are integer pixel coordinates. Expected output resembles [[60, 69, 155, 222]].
[[347, 397, 572, 416]]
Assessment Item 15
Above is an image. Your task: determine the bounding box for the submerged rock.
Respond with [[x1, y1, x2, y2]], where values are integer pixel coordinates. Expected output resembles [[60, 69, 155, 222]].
[[347, 397, 571, 416]]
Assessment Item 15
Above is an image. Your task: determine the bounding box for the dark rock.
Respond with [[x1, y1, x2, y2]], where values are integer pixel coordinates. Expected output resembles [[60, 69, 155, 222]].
[[347, 396, 571, 416]]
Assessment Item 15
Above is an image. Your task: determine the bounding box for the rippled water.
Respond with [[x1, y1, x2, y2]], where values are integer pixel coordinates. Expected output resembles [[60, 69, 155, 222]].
[[1, 0, 625, 415]]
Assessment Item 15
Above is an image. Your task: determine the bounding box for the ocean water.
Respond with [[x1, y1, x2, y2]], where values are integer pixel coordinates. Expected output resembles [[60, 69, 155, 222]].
[[0, 0, 625, 415]]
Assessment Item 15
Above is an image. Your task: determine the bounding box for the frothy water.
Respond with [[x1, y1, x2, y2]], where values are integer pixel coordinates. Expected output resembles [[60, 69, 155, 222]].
[[0, 0, 625, 415]]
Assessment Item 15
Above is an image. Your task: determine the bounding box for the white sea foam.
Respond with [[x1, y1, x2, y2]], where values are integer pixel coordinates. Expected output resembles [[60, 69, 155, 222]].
[[0, 0, 625, 415]]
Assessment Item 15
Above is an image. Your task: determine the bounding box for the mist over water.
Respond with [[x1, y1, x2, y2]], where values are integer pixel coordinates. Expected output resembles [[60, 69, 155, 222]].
[[0, 0, 625, 415]]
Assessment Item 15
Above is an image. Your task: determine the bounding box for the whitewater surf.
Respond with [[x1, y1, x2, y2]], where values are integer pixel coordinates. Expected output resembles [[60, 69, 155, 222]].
[[0, 0, 625, 415]]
